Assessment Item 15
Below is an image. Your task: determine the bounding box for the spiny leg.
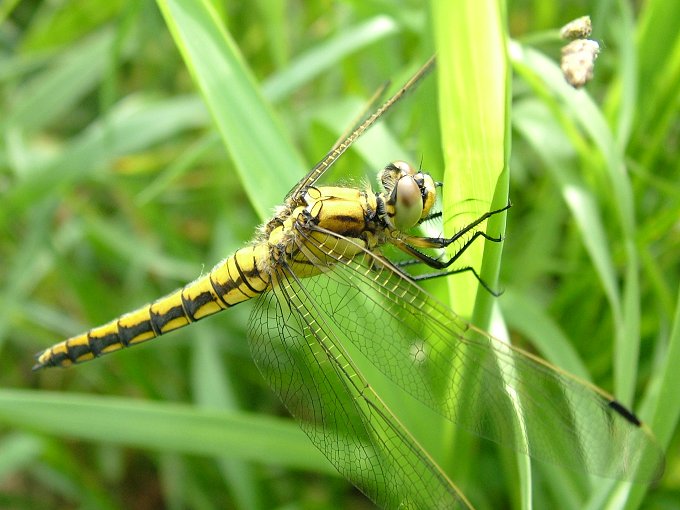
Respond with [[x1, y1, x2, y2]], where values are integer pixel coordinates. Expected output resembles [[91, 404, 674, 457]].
[[405, 202, 510, 253], [392, 249, 502, 296], [396, 228, 503, 269], [392, 202, 510, 294], [411, 266, 502, 296], [395, 202, 510, 265]]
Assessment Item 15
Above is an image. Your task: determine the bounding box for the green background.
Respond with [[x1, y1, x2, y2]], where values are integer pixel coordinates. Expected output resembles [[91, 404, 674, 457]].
[[1, 0, 678, 508]]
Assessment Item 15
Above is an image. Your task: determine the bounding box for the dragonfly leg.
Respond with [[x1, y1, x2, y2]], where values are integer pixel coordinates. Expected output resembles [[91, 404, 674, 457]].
[[407, 202, 510, 250], [395, 202, 510, 264], [410, 265, 503, 296], [401, 229, 503, 266], [391, 202, 510, 293], [419, 211, 442, 223], [391, 242, 502, 295]]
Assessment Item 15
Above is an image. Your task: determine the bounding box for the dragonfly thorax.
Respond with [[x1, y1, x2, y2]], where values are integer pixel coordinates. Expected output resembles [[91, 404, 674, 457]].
[[378, 161, 436, 231]]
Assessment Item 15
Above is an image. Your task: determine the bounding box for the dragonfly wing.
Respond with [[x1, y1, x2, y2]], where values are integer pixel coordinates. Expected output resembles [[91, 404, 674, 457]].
[[249, 266, 472, 509], [285, 56, 436, 202], [291, 227, 664, 483]]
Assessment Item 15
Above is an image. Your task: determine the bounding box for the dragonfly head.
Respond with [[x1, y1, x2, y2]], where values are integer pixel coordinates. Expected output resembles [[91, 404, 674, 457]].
[[378, 161, 436, 231]]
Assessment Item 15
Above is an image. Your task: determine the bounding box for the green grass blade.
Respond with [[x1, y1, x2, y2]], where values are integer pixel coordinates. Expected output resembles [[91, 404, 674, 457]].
[[595, 285, 680, 509], [435, 4, 510, 321], [500, 289, 591, 380], [433, 0, 515, 505], [0, 389, 332, 473], [510, 39, 640, 404], [157, 0, 306, 220], [262, 15, 400, 102], [3, 29, 115, 134], [1, 95, 208, 226]]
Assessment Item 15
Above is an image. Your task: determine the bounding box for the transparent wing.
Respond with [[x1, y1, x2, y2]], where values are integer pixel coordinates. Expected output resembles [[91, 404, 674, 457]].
[[249, 265, 472, 509], [280, 226, 664, 482], [285, 55, 436, 202]]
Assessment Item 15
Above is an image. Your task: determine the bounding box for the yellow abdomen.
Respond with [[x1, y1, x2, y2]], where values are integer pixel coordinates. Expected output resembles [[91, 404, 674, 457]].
[[33, 245, 271, 369]]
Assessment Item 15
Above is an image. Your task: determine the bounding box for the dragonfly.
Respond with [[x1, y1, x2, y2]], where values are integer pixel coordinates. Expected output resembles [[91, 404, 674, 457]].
[[34, 55, 662, 509]]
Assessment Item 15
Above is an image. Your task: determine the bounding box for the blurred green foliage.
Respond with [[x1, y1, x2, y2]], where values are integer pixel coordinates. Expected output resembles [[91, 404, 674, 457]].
[[0, 0, 678, 509]]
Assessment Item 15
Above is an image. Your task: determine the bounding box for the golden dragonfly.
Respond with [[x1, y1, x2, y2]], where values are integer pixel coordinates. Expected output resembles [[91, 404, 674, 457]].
[[34, 56, 662, 509]]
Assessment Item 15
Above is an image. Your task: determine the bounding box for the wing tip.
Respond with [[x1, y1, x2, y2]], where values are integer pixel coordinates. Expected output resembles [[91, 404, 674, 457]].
[[607, 399, 642, 427]]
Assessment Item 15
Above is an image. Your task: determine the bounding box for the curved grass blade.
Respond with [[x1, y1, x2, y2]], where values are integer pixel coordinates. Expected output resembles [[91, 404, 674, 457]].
[[157, 0, 305, 219], [0, 389, 330, 473]]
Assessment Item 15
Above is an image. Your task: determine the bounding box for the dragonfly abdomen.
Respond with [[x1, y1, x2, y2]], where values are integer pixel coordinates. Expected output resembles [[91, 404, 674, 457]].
[[33, 246, 271, 369]]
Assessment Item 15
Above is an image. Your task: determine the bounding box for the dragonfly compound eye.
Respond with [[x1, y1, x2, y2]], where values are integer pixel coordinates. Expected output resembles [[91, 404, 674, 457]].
[[379, 161, 437, 230], [392, 175, 424, 231], [417, 172, 436, 218], [390, 162, 437, 217], [392, 160, 416, 175], [379, 160, 413, 192]]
